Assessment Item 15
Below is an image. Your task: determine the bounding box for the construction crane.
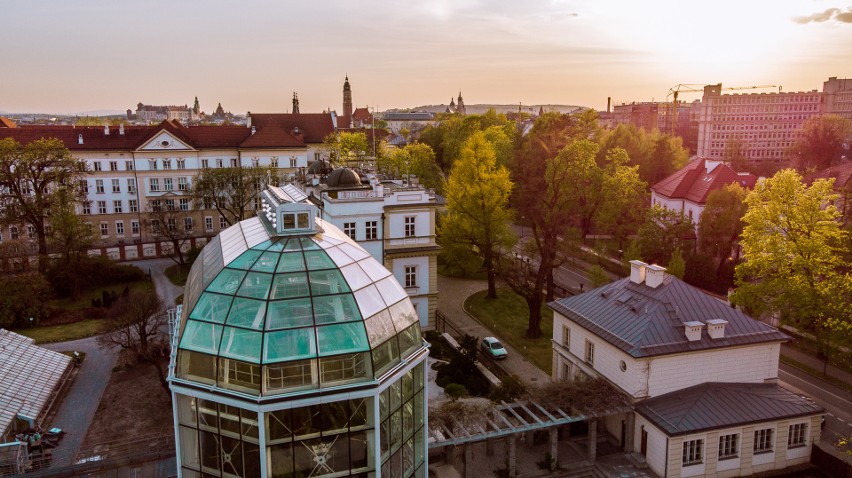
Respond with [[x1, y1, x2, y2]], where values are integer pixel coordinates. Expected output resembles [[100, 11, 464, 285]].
[[665, 84, 780, 135]]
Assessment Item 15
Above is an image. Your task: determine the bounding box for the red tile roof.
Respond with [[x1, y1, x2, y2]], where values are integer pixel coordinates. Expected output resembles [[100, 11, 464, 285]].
[[652, 158, 757, 204], [248, 113, 334, 143], [0, 117, 17, 128]]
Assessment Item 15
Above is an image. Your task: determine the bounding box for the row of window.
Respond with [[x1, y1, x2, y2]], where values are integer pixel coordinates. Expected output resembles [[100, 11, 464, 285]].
[[83, 199, 139, 215], [90, 156, 308, 172], [148, 158, 188, 170], [682, 424, 809, 466], [149, 177, 190, 192], [341, 217, 417, 241], [714, 95, 820, 105], [92, 216, 229, 237], [92, 160, 135, 172], [84, 178, 137, 194], [561, 326, 596, 367]]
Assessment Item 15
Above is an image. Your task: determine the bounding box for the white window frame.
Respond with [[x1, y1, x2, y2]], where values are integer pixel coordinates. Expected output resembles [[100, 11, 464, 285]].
[[562, 326, 570, 349], [754, 428, 774, 454], [93, 161, 102, 172], [113, 200, 123, 214], [184, 217, 193, 232], [95, 179, 105, 194], [205, 216, 213, 232], [125, 160, 134, 171], [150, 178, 160, 192], [131, 220, 140, 236], [164, 178, 173, 191], [404, 265, 417, 288], [129, 199, 138, 213], [404, 216, 416, 238], [112, 179, 121, 193], [788, 423, 807, 449], [127, 178, 136, 194], [718, 433, 739, 460], [366, 220, 378, 240], [178, 177, 188, 191], [179, 198, 190, 211], [343, 222, 356, 239], [109, 160, 118, 171], [99, 222, 109, 237], [682, 439, 704, 466], [584, 340, 594, 365], [201, 159, 209, 168], [115, 221, 124, 236], [97, 200, 107, 214]]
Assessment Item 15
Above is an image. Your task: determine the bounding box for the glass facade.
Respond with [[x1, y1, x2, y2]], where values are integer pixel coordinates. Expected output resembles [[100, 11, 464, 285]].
[[171, 202, 428, 478]]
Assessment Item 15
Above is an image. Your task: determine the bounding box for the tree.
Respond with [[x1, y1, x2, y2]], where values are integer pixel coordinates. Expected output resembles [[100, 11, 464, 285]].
[[666, 248, 686, 279], [145, 199, 195, 265], [732, 170, 849, 364], [0, 272, 52, 329], [323, 131, 370, 164], [792, 114, 852, 172], [418, 110, 516, 171], [98, 290, 171, 397], [190, 165, 271, 227], [385, 143, 444, 192], [597, 124, 688, 185], [48, 187, 95, 299], [698, 183, 748, 279], [0, 137, 88, 270], [439, 131, 515, 299], [635, 205, 695, 265]]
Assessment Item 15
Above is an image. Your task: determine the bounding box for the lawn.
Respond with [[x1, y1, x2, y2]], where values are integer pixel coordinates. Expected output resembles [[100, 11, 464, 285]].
[[50, 280, 153, 311], [465, 287, 554, 374], [13, 319, 107, 344], [165, 263, 192, 286]]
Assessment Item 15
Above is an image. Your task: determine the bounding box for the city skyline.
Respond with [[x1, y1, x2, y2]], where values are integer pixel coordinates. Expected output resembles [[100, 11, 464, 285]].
[[2, 0, 851, 115]]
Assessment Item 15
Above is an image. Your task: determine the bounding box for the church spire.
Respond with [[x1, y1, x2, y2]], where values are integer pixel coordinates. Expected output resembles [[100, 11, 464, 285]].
[[343, 75, 353, 118], [456, 91, 466, 115], [292, 92, 300, 115]]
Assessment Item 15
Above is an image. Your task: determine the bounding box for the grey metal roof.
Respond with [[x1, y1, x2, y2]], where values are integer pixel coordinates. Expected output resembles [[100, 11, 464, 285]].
[[635, 382, 824, 436], [548, 276, 789, 358]]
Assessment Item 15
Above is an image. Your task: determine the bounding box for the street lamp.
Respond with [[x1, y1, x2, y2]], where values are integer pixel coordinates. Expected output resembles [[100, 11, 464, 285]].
[[28, 317, 34, 328]]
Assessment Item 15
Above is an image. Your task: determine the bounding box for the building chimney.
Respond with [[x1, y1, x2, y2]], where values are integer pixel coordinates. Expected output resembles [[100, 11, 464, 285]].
[[607, 97, 612, 113], [683, 321, 704, 342], [78, 134, 84, 145], [251, 126, 256, 135], [246, 112, 251, 129], [119, 123, 125, 135], [645, 264, 666, 288], [104, 125, 109, 135], [629, 260, 647, 284], [706, 319, 728, 339]]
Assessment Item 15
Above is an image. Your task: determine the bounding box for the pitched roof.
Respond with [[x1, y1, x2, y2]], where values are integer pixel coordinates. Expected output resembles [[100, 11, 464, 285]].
[[548, 274, 789, 358], [352, 107, 372, 122], [652, 158, 757, 204], [0, 117, 17, 128], [248, 113, 335, 143], [635, 382, 823, 436], [809, 162, 852, 190]]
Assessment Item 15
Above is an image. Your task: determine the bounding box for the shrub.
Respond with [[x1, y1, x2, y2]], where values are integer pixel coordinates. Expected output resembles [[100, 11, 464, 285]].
[[0, 272, 52, 328], [444, 383, 468, 400]]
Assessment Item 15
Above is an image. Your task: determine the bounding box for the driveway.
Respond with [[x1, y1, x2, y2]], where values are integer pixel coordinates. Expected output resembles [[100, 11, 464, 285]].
[[38, 258, 183, 467]]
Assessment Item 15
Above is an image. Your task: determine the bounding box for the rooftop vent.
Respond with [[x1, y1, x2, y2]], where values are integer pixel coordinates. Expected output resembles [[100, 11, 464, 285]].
[[77, 134, 83, 145], [251, 126, 256, 135], [706, 319, 728, 339], [683, 321, 704, 342], [104, 125, 109, 135], [119, 123, 124, 135], [629, 260, 647, 284], [645, 264, 666, 288]]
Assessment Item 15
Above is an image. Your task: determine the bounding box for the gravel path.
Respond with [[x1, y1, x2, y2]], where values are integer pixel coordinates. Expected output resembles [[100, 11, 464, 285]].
[[39, 258, 182, 466]]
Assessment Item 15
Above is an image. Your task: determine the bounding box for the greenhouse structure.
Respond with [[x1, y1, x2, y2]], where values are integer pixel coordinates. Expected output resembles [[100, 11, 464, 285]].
[[169, 185, 429, 478]]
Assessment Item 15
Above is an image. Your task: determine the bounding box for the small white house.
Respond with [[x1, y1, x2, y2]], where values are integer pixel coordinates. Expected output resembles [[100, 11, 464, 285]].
[[549, 260, 823, 477]]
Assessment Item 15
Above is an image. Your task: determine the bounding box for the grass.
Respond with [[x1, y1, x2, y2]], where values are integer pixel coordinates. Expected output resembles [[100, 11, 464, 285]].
[[780, 355, 852, 394], [13, 319, 107, 344], [50, 280, 152, 311], [465, 287, 553, 374], [165, 263, 192, 286]]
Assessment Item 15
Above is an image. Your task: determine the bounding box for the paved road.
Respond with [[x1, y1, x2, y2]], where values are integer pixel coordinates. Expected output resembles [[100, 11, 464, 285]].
[[38, 258, 182, 467]]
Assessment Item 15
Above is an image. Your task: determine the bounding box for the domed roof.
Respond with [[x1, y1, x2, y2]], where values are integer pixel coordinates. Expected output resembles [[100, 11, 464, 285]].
[[326, 167, 361, 187], [306, 159, 330, 175], [175, 214, 422, 397]]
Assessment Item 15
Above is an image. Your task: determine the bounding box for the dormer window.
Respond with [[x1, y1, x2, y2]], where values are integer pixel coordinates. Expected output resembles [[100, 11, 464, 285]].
[[260, 185, 317, 236], [282, 211, 310, 230]]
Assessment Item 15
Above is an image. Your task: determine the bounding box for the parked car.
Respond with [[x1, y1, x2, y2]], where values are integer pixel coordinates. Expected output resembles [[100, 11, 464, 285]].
[[481, 336, 508, 360]]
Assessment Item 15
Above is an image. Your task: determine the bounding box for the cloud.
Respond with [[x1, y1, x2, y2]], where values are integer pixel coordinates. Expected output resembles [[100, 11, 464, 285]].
[[793, 7, 852, 24]]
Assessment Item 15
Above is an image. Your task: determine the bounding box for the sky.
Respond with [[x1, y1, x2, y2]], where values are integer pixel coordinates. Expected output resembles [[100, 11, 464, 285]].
[[1, 0, 851, 115]]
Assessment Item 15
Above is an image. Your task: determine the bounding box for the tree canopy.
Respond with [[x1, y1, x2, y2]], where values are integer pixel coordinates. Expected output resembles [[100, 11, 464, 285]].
[[418, 109, 516, 171], [0, 137, 88, 269], [439, 131, 515, 298], [597, 124, 689, 185], [190, 165, 271, 227], [635, 205, 695, 265], [383, 142, 444, 192], [698, 183, 749, 280], [792, 114, 852, 172], [323, 131, 370, 164]]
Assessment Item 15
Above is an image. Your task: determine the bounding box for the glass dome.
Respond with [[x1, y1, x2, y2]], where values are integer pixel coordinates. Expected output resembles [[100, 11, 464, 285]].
[[175, 214, 422, 397]]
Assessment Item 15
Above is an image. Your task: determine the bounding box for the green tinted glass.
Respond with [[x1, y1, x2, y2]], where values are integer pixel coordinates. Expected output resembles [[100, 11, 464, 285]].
[[270, 272, 310, 299], [189, 293, 232, 324], [226, 297, 266, 330], [206, 268, 246, 295], [308, 269, 350, 296], [237, 272, 273, 299], [266, 298, 314, 330], [219, 327, 263, 363], [228, 249, 263, 270], [264, 328, 317, 362], [251, 251, 280, 273], [313, 294, 361, 325], [276, 252, 306, 273], [316, 322, 370, 356], [180, 320, 223, 354], [304, 250, 335, 270]]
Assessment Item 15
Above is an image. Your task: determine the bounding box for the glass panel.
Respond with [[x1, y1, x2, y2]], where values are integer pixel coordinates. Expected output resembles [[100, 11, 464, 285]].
[[414, 391, 424, 429], [388, 299, 419, 332], [303, 250, 337, 270], [225, 298, 266, 330], [179, 426, 200, 470], [324, 245, 355, 267], [265, 239, 284, 251], [250, 251, 280, 273], [241, 409, 259, 442], [339, 263, 373, 291], [283, 237, 302, 252], [218, 358, 261, 395], [189, 293, 232, 324], [220, 436, 243, 477], [243, 442, 261, 478], [178, 350, 217, 385], [199, 429, 221, 474], [338, 242, 371, 261], [299, 237, 321, 250], [372, 337, 400, 377], [376, 277, 408, 307], [322, 401, 350, 434], [266, 298, 314, 330], [237, 272, 273, 299], [228, 249, 263, 270], [403, 402, 414, 439], [292, 405, 322, 438], [313, 294, 361, 325], [219, 403, 242, 437], [398, 324, 422, 359], [267, 409, 293, 442], [414, 427, 424, 467], [265, 359, 316, 392], [264, 328, 317, 362], [269, 442, 294, 478], [250, 239, 273, 251], [179, 321, 223, 354], [316, 323, 370, 356], [319, 353, 371, 386], [206, 268, 246, 295], [308, 269, 351, 295], [358, 257, 392, 281], [198, 399, 218, 430], [177, 394, 198, 427], [350, 398, 368, 429], [270, 272, 310, 299], [353, 285, 387, 320], [364, 310, 397, 347], [275, 251, 305, 273], [219, 327, 263, 363], [350, 430, 370, 471]]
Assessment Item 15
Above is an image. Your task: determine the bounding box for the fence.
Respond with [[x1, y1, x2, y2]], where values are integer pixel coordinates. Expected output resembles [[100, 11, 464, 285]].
[[812, 444, 852, 478], [434, 310, 512, 382]]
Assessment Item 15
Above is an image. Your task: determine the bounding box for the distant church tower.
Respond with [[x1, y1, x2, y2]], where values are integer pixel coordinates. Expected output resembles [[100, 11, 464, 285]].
[[343, 75, 353, 118], [192, 96, 200, 115], [292, 92, 300, 114], [456, 92, 466, 115]]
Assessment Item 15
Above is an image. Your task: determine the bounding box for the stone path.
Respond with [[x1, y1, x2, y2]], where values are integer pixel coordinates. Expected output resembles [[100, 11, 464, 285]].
[[436, 275, 552, 388]]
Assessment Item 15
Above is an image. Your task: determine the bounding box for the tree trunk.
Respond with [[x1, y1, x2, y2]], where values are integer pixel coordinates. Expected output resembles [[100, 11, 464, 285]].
[[484, 253, 497, 299], [145, 357, 172, 400], [546, 270, 555, 302], [525, 293, 543, 339]]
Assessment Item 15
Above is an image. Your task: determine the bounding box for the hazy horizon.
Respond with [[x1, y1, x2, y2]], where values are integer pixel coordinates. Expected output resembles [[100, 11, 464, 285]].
[[2, 0, 850, 115]]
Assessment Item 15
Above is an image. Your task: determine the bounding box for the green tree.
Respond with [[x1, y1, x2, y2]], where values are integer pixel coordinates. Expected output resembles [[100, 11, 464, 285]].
[[597, 124, 688, 185], [418, 110, 516, 171], [190, 165, 272, 227], [792, 114, 852, 172], [698, 183, 749, 280], [593, 148, 647, 246], [732, 170, 849, 349], [0, 272, 52, 328], [323, 131, 370, 164], [588, 265, 611, 288], [439, 132, 515, 299], [666, 248, 686, 279], [385, 143, 444, 192], [636, 205, 695, 265], [48, 187, 96, 299], [0, 137, 88, 270]]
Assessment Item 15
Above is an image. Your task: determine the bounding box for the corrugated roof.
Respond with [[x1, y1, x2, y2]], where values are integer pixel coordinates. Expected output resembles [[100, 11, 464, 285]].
[[0, 329, 72, 434], [652, 158, 757, 204], [635, 382, 823, 436], [548, 274, 789, 358]]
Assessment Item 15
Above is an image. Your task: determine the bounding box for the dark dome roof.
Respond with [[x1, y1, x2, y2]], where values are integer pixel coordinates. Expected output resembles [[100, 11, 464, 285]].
[[307, 159, 329, 174], [327, 168, 361, 187]]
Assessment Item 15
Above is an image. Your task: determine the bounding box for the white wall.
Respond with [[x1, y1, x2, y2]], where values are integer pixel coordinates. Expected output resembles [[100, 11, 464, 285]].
[[634, 414, 668, 478]]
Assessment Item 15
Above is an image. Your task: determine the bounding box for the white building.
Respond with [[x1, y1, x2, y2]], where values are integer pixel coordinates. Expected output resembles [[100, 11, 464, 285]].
[[169, 185, 429, 478], [304, 169, 441, 331], [549, 261, 823, 478]]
